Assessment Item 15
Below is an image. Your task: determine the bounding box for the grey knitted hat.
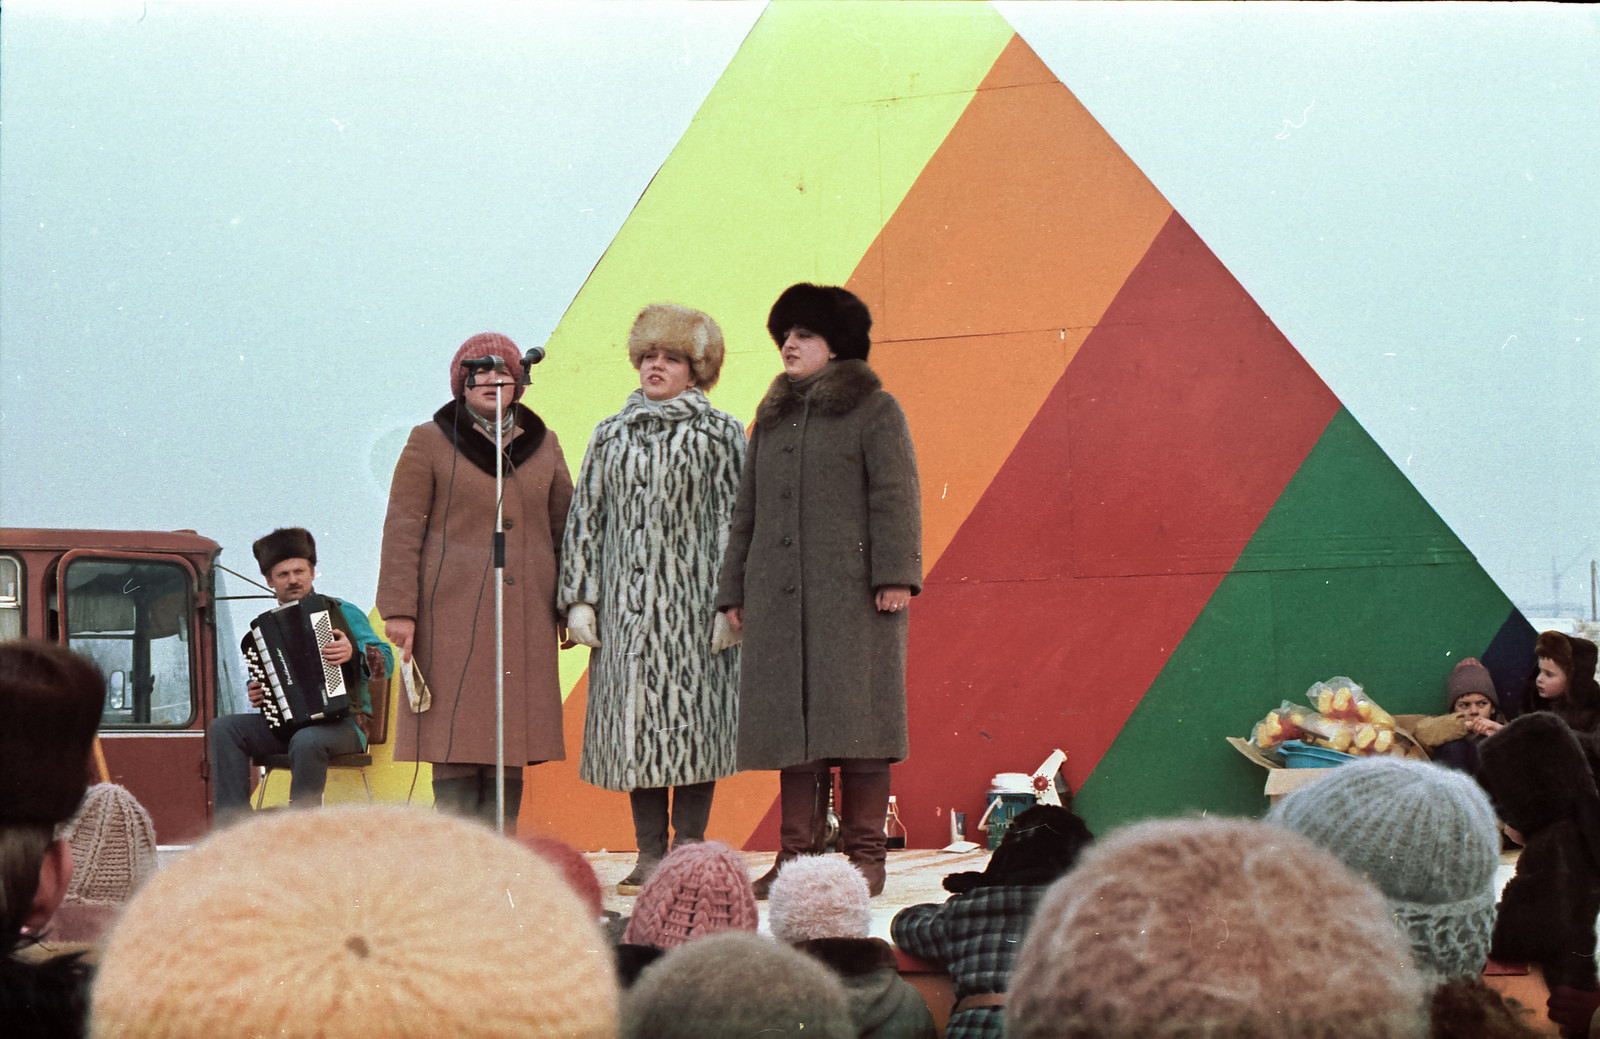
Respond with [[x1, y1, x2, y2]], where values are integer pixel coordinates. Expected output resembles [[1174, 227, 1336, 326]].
[[1266, 756, 1500, 979], [621, 931, 855, 1039]]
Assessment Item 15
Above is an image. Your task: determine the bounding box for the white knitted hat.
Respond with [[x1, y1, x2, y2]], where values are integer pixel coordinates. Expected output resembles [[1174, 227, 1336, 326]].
[[766, 854, 872, 942], [1266, 756, 1501, 979]]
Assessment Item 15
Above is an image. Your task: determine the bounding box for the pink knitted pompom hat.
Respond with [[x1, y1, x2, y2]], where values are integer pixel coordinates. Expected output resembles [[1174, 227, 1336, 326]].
[[621, 840, 758, 949]]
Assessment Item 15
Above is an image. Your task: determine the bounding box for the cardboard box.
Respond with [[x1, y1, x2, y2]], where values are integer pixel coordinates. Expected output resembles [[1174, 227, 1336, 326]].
[[1226, 736, 1336, 803]]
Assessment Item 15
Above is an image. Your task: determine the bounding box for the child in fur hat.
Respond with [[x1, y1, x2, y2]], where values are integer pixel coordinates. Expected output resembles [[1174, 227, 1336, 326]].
[[1268, 756, 1545, 1037], [614, 840, 758, 986], [1004, 816, 1427, 1039], [769, 855, 936, 1039], [1522, 631, 1600, 782], [621, 930, 856, 1039], [1477, 713, 1600, 1037], [891, 804, 1093, 1039], [90, 805, 619, 1038]]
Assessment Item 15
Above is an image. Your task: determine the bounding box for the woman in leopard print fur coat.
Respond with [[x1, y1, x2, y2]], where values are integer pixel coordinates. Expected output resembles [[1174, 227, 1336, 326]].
[[559, 303, 747, 894]]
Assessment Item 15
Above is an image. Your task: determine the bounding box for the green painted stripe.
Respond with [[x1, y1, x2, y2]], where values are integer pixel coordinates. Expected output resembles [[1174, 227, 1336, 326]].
[[1074, 409, 1516, 833]]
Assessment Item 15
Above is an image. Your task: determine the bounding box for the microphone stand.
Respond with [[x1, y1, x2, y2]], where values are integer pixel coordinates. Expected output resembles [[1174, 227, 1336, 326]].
[[464, 347, 545, 836], [493, 382, 507, 835]]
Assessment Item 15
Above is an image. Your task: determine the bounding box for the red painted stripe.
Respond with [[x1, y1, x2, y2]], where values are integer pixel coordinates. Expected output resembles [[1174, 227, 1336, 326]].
[[891, 212, 1341, 848]]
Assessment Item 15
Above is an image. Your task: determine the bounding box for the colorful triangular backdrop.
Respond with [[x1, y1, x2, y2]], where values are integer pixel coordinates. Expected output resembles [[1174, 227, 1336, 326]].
[[509, 2, 1532, 850]]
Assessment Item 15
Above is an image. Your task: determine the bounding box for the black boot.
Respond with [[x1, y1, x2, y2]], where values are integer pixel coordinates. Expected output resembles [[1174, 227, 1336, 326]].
[[752, 770, 829, 900], [619, 787, 670, 895], [670, 781, 716, 849], [431, 776, 478, 817], [499, 772, 523, 835]]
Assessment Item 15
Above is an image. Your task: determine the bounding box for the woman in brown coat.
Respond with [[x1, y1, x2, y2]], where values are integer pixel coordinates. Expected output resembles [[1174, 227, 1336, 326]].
[[718, 283, 922, 897], [378, 332, 573, 831]]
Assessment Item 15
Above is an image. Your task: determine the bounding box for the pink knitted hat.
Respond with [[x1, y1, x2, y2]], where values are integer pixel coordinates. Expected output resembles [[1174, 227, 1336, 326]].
[[449, 332, 526, 402], [1005, 817, 1427, 1039], [519, 832, 604, 919], [621, 840, 758, 949]]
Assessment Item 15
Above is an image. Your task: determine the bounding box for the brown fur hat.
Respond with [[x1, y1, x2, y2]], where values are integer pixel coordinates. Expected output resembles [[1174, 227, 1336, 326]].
[[251, 526, 316, 577], [1530, 630, 1600, 709], [0, 641, 105, 826], [767, 283, 872, 361], [627, 304, 725, 391], [1538, 631, 1576, 681]]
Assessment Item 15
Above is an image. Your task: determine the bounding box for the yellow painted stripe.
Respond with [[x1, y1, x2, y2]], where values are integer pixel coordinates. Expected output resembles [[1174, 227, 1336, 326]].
[[536, 1, 1016, 462]]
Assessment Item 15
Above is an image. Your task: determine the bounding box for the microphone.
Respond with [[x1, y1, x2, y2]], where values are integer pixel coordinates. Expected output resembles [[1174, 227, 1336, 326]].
[[521, 346, 546, 367], [459, 355, 506, 374]]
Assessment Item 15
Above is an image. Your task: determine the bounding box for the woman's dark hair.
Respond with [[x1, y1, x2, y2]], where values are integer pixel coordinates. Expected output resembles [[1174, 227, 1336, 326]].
[[944, 805, 1094, 894]]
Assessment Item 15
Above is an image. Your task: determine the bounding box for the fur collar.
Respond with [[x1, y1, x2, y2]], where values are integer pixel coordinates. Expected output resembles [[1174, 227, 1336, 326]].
[[791, 936, 898, 977], [432, 400, 548, 477], [754, 359, 881, 430]]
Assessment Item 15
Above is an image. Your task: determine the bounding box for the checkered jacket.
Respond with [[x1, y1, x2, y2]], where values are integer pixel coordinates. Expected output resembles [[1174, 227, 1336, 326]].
[[890, 884, 1047, 1039]]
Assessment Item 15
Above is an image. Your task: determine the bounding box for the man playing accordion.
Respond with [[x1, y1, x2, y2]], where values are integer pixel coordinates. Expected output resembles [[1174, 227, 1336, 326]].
[[207, 527, 394, 827]]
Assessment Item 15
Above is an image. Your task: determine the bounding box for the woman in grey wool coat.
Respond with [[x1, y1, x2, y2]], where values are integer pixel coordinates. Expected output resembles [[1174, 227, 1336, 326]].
[[559, 303, 747, 895], [718, 282, 923, 898]]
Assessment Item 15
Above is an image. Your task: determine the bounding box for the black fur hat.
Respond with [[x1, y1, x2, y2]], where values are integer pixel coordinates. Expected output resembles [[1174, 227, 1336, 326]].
[[252, 527, 316, 578], [943, 805, 1094, 894], [1479, 713, 1598, 837], [766, 283, 873, 362], [0, 641, 106, 826]]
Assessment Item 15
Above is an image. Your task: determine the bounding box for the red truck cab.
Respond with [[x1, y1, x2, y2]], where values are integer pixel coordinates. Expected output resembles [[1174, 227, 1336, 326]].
[[1, 528, 238, 844]]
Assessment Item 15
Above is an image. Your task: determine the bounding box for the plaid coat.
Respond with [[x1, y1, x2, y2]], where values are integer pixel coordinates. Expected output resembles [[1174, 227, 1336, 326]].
[[890, 884, 1046, 1039]]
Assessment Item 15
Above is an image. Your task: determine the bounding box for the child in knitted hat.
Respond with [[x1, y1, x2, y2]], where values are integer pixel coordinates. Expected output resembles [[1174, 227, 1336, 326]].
[[622, 931, 857, 1039], [90, 804, 619, 1038], [1267, 757, 1545, 1037], [1477, 713, 1600, 1036], [768, 855, 936, 1039], [1400, 658, 1506, 776], [891, 804, 1092, 1039], [615, 840, 758, 986], [49, 783, 160, 943], [1004, 816, 1427, 1039]]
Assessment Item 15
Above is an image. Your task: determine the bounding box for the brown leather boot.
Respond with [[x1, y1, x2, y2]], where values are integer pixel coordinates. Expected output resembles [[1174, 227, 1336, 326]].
[[840, 769, 892, 897], [752, 770, 828, 900]]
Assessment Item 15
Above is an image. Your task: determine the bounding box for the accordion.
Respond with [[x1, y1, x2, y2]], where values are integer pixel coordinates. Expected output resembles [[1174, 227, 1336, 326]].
[[241, 593, 361, 740]]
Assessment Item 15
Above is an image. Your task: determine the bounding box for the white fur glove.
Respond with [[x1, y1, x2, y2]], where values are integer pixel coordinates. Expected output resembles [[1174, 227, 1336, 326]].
[[567, 603, 601, 648], [710, 610, 743, 653]]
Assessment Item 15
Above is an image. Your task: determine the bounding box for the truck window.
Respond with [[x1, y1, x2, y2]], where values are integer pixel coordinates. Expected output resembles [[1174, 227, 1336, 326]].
[[63, 558, 195, 728], [0, 556, 20, 642]]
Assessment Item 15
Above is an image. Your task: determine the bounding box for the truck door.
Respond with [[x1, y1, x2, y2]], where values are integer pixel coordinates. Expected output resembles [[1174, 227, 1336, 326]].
[[58, 550, 212, 844]]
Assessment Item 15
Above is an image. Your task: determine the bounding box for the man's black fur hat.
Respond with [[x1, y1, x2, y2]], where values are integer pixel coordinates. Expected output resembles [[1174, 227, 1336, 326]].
[[252, 527, 316, 578]]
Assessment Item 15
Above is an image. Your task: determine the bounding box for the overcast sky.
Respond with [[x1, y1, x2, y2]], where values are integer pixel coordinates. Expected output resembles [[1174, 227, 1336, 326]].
[[2, 1, 1595, 631]]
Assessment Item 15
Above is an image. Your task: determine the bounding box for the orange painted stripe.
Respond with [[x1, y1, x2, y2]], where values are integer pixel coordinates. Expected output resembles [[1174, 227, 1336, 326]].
[[851, 34, 1174, 572]]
